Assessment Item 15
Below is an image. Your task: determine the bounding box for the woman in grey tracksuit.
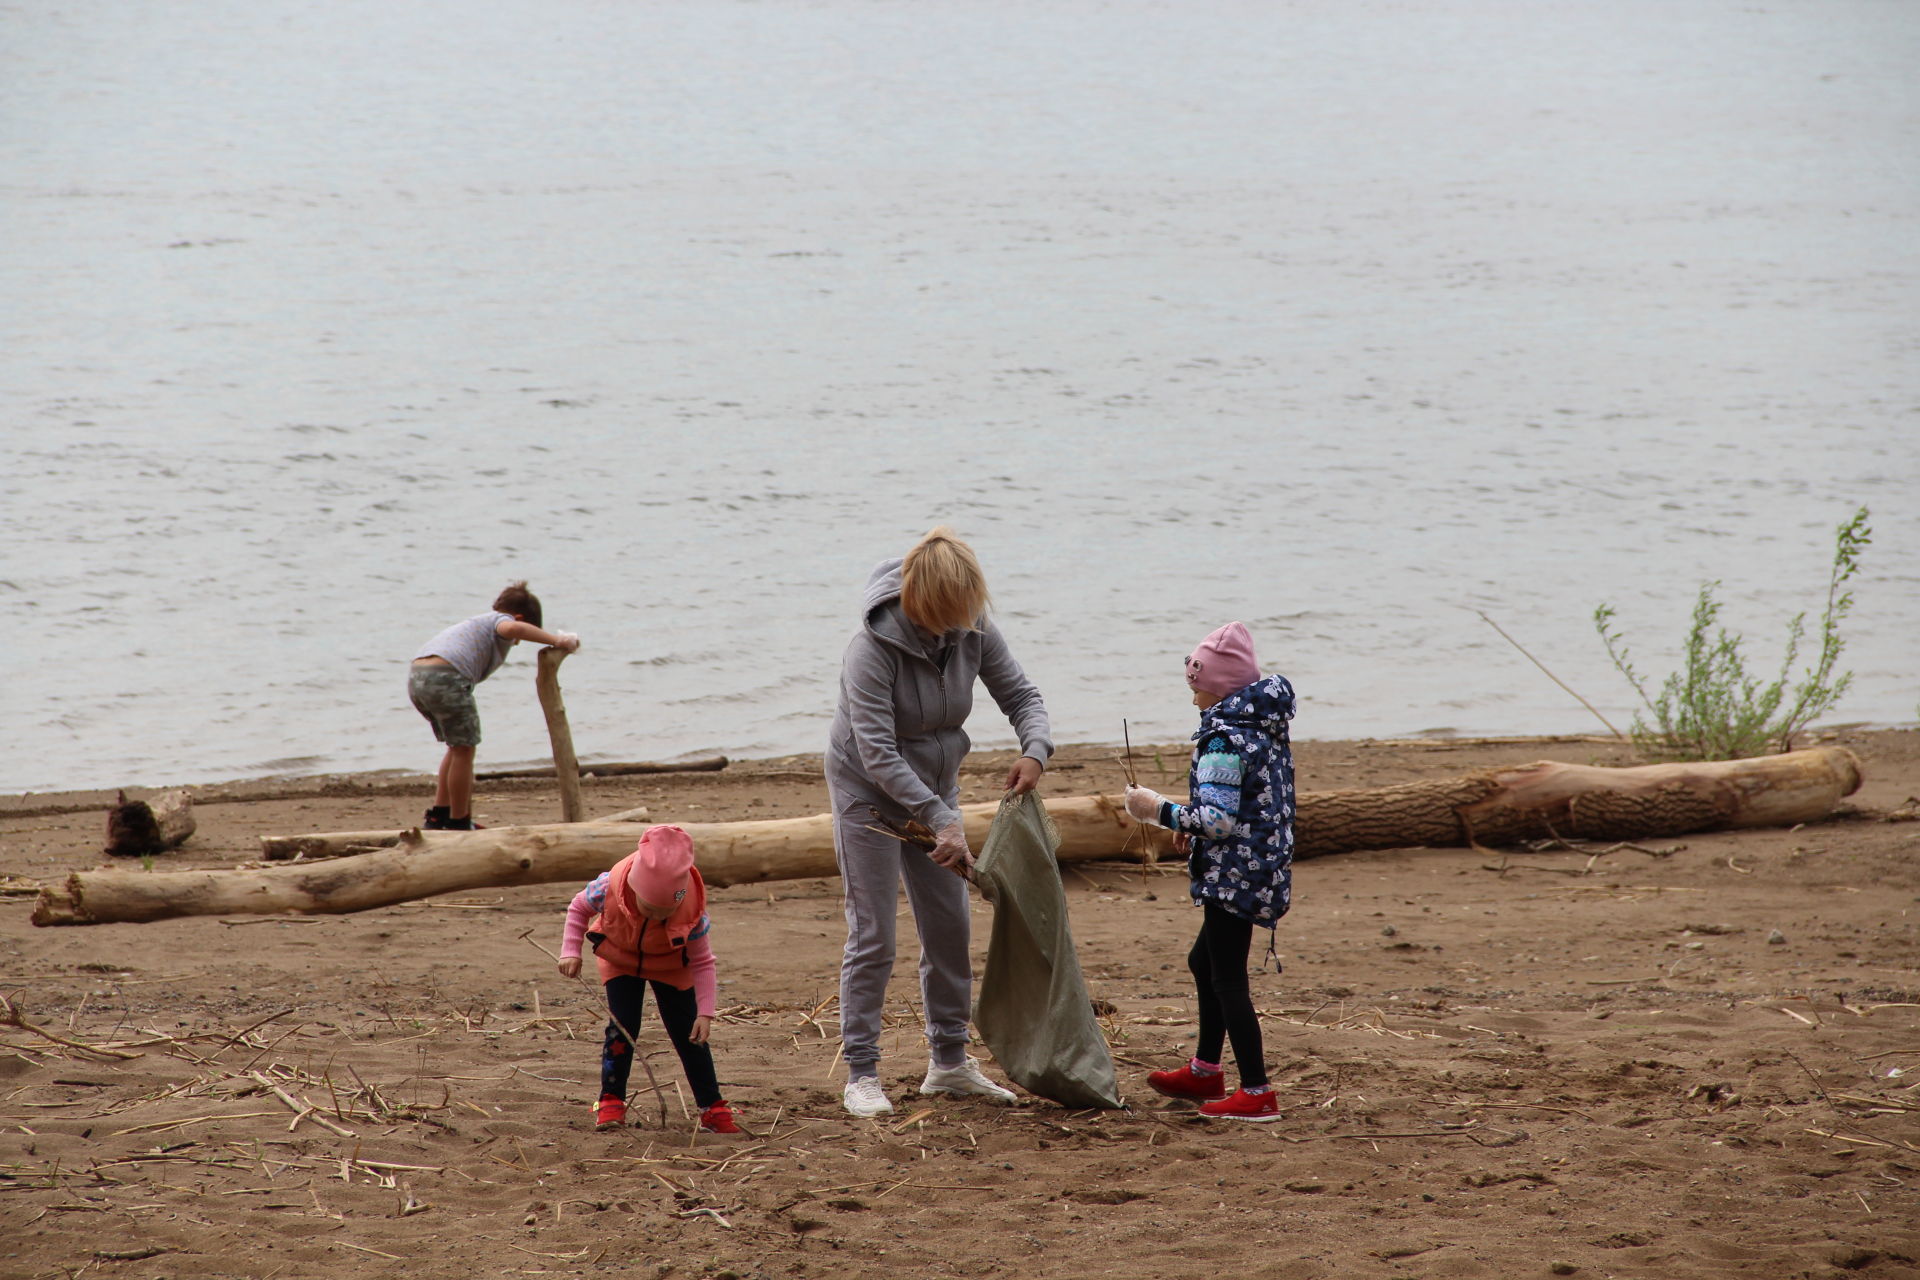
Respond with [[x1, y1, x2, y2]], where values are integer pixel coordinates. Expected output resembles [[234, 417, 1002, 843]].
[[827, 528, 1053, 1117]]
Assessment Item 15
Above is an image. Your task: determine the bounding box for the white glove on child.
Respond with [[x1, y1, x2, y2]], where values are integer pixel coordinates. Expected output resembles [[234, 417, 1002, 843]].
[[930, 819, 972, 875], [1124, 784, 1168, 825]]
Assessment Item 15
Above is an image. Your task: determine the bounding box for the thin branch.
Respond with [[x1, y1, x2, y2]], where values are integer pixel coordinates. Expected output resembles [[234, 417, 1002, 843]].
[[1477, 610, 1625, 739]]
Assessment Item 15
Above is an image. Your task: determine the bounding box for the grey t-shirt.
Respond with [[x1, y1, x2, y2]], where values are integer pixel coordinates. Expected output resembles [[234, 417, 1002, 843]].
[[414, 612, 515, 684]]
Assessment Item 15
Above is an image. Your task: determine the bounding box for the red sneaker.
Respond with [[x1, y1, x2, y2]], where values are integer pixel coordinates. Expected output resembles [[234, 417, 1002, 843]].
[[1199, 1087, 1281, 1122], [698, 1100, 742, 1135], [593, 1094, 626, 1130], [1147, 1063, 1227, 1102]]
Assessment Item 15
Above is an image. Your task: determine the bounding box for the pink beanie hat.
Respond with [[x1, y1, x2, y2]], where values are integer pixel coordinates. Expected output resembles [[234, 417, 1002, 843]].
[[627, 825, 695, 907], [1185, 622, 1260, 698]]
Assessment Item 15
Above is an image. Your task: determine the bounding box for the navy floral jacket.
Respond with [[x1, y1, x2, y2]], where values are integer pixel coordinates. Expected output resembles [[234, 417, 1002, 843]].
[[1166, 673, 1296, 925]]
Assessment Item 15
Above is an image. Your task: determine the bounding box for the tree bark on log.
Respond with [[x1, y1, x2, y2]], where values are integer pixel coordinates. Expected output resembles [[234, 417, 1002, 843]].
[[534, 648, 585, 823], [36, 748, 1860, 926], [103, 790, 195, 857]]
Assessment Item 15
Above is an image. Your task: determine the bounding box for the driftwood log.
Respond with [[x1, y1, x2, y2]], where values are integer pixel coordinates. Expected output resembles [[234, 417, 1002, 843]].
[[535, 647, 585, 823], [476, 756, 728, 781], [260, 806, 653, 860], [103, 790, 195, 858], [34, 748, 1861, 926]]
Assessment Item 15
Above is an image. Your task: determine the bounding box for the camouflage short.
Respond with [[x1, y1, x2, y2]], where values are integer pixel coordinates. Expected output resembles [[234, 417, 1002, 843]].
[[408, 665, 481, 747]]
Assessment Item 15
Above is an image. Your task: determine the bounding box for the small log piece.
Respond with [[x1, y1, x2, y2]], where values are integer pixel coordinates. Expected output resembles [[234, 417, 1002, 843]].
[[103, 790, 195, 858]]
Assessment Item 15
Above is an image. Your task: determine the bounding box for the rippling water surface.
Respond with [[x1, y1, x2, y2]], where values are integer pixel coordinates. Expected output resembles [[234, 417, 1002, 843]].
[[4, 0, 1915, 793]]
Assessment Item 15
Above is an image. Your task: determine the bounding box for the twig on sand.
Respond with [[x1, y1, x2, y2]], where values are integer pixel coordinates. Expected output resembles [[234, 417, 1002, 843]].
[[250, 1071, 356, 1138], [1, 993, 142, 1061]]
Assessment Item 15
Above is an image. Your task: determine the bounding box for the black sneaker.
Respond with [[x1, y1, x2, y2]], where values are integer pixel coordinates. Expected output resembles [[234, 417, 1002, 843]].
[[422, 806, 450, 830]]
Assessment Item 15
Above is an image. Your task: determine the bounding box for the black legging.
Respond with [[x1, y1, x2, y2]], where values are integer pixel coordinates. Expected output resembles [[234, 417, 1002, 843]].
[[600, 975, 721, 1107], [1187, 902, 1268, 1088]]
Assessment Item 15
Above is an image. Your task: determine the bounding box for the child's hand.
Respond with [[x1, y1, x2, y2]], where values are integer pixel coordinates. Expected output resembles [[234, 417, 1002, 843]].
[[557, 956, 581, 978], [1124, 784, 1167, 824], [689, 1015, 713, 1045], [552, 631, 581, 653]]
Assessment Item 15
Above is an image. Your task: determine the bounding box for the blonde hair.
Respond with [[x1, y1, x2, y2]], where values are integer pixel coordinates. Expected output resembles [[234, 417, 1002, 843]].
[[900, 526, 991, 633]]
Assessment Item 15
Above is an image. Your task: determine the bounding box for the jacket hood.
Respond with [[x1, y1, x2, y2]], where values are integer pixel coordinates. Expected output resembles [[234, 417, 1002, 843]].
[[864, 557, 906, 614], [1198, 672, 1295, 736], [861, 557, 928, 656]]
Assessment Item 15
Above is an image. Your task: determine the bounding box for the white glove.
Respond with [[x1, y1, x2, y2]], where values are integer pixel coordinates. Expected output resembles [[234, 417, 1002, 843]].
[[553, 631, 581, 652], [930, 819, 972, 874], [1124, 784, 1167, 825]]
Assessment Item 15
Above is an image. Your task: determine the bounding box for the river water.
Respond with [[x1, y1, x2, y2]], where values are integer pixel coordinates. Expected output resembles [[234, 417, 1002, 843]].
[[4, 0, 1916, 794]]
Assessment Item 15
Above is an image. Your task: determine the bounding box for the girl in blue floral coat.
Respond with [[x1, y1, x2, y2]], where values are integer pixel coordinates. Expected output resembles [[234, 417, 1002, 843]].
[[1125, 621, 1295, 1122]]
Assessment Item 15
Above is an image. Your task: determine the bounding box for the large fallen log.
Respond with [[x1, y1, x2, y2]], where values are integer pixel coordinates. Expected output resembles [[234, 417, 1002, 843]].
[[33, 748, 1861, 926]]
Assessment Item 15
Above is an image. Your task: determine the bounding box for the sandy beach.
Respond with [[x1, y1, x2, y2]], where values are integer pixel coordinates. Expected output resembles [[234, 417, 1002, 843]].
[[3, 730, 1917, 1279]]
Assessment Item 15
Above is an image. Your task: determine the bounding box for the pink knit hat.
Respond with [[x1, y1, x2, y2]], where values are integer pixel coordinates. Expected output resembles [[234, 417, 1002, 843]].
[[1185, 622, 1260, 698], [627, 825, 695, 907]]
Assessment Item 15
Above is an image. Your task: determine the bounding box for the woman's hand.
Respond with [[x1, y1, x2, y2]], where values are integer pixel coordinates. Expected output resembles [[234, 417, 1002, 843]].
[[1173, 833, 1191, 856], [1124, 784, 1167, 824], [556, 956, 581, 978], [689, 1015, 713, 1045], [930, 819, 973, 876], [1004, 756, 1044, 795]]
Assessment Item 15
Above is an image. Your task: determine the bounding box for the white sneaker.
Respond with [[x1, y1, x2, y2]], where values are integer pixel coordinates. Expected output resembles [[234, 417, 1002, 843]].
[[920, 1057, 1017, 1104], [843, 1075, 894, 1118]]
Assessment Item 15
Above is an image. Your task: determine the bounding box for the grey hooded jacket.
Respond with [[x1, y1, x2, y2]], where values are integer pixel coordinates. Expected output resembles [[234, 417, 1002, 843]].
[[826, 558, 1053, 832]]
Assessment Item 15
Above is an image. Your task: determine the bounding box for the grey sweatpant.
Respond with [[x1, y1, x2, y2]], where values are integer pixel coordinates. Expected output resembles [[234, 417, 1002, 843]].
[[827, 761, 972, 1077]]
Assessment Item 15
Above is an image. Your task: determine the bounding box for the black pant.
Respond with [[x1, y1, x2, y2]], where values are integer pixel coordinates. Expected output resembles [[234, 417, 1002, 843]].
[[600, 975, 721, 1108], [1188, 902, 1268, 1088]]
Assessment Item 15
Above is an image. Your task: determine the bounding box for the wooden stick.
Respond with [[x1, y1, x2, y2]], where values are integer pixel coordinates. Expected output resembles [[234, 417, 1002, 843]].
[[1475, 611, 1625, 740], [535, 647, 586, 824], [250, 1070, 356, 1138], [476, 756, 727, 781], [517, 929, 668, 1127], [0, 994, 142, 1060]]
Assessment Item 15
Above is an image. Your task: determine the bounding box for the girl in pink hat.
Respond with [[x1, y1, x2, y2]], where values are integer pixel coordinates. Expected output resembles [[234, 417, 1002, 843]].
[[1123, 622, 1296, 1122], [556, 825, 739, 1134]]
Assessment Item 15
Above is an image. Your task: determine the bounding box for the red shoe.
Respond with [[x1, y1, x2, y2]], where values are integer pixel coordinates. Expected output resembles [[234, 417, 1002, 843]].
[[1199, 1087, 1281, 1122], [699, 1100, 742, 1135], [593, 1094, 626, 1130], [1147, 1063, 1227, 1102]]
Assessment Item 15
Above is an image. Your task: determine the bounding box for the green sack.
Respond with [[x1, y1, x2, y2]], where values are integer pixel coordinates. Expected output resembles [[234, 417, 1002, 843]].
[[971, 793, 1124, 1109]]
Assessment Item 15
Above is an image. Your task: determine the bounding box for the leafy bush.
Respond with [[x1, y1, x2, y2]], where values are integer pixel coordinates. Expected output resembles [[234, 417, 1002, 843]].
[[1594, 505, 1871, 760]]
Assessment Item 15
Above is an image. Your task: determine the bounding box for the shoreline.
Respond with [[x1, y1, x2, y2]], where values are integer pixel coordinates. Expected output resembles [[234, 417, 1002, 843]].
[[0, 731, 1623, 816], [6, 727, 1902, 820]]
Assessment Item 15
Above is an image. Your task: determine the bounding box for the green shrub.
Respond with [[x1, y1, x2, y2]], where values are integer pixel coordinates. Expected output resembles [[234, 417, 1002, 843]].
[[1594, 505, 1870, 760]]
